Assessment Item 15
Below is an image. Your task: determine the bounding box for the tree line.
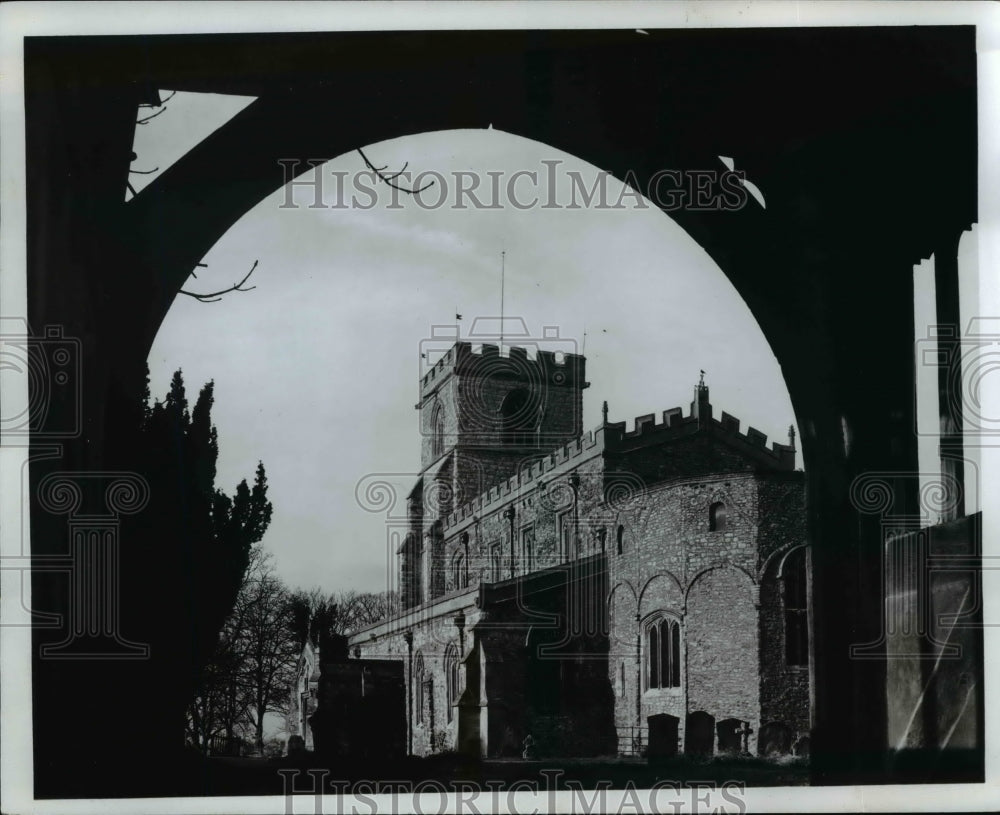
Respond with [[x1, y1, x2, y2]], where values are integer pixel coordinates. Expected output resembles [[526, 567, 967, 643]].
[[144, 369, 395, 757], [184, 556, 398, 755]]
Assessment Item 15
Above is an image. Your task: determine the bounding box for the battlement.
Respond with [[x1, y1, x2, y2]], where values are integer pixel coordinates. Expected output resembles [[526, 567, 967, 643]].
[[440, 384, 795, 532], [419, 341, 587, 399], [608, 401, 796, 468], [442, 425, 605, 531]]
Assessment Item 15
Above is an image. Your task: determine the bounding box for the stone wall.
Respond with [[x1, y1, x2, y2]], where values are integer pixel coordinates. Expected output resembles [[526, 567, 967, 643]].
[[758, 554, 811, 751], [437, 453, 606, 596], [685, 566, 760, 749], [755, 474, 807, 571], [606, 473, 807, 756], [350, 595, 481, 757]]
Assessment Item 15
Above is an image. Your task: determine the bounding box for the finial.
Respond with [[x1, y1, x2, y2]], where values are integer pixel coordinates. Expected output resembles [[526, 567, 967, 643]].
[[788, 424, 796, 448], [699, 369, 706, 387], [602, 400, 609, 424]]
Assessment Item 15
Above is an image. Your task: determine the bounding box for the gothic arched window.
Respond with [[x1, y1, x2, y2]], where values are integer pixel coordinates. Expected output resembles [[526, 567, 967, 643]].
[[490, 543, 502, 582], [521, 526, 535, 573], [431, 404, 445, 459], [783, 547, 809, 667], [645, 615, 682, 690], [413, 652, 425, 724], [617, 525, 625, 555], [444, 643, 460, 721], [451, 551, 467, 590], [709, 501, 727, 532]]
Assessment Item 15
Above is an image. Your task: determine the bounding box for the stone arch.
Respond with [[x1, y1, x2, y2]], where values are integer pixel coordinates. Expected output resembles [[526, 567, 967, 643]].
[[608, 579, 638, 605], [608, 580, 638, 641], [684, 563, 757, 606], [778, 546, 809, 667], [28, 29, 978, 788], [760, 541, 810, 581], [777, 543, 810, 579], [638, 572, 685, 619]]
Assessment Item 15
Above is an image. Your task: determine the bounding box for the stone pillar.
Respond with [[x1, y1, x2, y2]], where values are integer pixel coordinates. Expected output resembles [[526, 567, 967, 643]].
[[933, 230, 966, 521]]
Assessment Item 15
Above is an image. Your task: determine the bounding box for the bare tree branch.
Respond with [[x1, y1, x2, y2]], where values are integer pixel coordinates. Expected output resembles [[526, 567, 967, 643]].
[[138, 90, 177, 108], [357, 147, 434, 194], [369, 160, 410, 181], [136, 106, 167, 125], [180, 260, 259, 303], [129, 166, 160, 175]]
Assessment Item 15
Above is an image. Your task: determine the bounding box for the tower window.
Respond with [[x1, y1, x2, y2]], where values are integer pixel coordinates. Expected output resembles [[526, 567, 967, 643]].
[[431, 404, 445, 459], [783, 548, 809, 667], [709, 501, 727, 532], [616, 525, 625, 555], [645, 615, 681, 690], [500, 388, 535, 446]]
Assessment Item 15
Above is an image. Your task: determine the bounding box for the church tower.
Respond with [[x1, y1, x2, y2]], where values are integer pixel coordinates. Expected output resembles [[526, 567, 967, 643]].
[[417, 341, 588, 472], [400, 341, 588, 608]]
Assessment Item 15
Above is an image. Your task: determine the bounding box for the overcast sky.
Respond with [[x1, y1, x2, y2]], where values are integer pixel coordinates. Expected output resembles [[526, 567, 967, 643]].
[[137, 91, 802, 596]]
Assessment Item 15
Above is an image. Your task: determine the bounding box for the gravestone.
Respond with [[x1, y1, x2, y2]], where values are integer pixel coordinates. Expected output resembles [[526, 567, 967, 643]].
[[647, 713, 679, 761], [685, 711, 715, 757], [717, 718, 744, 754], [758, 722, 792, 756]]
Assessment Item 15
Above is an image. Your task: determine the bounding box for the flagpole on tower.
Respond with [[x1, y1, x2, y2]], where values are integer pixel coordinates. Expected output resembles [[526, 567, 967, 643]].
[[500, 249, 506, 348]]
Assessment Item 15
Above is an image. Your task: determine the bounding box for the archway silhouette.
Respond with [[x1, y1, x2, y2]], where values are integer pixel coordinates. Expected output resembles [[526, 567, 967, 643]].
[[25, 27, 978, 792]]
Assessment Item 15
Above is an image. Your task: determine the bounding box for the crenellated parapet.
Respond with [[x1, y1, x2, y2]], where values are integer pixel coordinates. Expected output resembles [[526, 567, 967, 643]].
[[419, 341, 587, 401], [440, 388, 796, 531], [605, 397, 796, 470], [442, 425, 606, 531]]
